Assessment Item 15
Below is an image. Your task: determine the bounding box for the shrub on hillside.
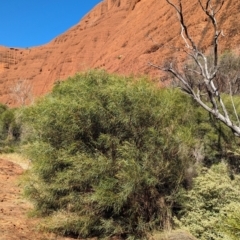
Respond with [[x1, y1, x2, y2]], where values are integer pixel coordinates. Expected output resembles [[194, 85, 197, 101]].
[[0, 104, 21, 152], [1, 109, 21, 140], [220, 202, 240, 240], [0, 103, 7, 115], [174, 162, 240, 240], [21, 70, 205, 238], [20, 70, 239, 239]]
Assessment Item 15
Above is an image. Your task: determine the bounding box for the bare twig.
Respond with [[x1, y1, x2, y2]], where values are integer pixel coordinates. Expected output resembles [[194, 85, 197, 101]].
[[10, 79, 33, 106], [150, 0, 240, 136]]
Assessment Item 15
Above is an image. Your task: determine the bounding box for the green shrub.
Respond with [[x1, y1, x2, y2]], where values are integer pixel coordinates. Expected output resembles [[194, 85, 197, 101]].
[[220, 202, 240, 240], [21, 70, 204, 239], [0, 104, 9, 139], [0, 108, 21, 141], [21, 70, 240, 239], [0, 104, 21, 152], [0, 103, 7, 115], [174, 162, 240, 240], [1, 108, 14, 131]]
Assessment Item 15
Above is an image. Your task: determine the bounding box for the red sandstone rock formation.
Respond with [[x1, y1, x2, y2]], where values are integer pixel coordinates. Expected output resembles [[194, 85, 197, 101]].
[[0, 0, 240, 106]]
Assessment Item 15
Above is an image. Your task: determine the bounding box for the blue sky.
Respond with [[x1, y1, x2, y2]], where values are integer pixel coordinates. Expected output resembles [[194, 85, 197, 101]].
[[0, 1, 102, 48]]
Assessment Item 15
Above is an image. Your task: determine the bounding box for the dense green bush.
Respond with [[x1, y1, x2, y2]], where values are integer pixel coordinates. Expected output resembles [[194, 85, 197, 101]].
[[21, 70, 207, 239], [0, 104, 21, 152], [174, 162, 240, 240], [220, 202, 240, 240], [0, 103, 9, 138], [0, 103, 7, 115], [20, 70, 240, 239]]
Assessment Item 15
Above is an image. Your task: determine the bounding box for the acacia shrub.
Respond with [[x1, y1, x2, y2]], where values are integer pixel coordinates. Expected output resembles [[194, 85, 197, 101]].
[[175, 162, 240, 240], [220, 202, 240, 240], [0, 104, 21, 152], [21, 70, 229, 238]]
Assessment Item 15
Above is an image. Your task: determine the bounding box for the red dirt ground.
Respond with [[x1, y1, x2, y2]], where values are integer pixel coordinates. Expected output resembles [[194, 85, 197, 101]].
[[0, 0, 240, 107], [0, 158, 77, 240]]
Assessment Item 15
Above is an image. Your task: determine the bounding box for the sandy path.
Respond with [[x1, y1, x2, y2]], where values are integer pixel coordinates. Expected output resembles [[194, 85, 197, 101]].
[[0, 158, 75, 240]]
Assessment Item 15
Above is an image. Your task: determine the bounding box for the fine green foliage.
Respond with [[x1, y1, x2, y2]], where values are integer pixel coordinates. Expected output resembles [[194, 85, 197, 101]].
[[217, 51, 240, 95], [0, 103, 7, 115], [175, 162, 240, 240], [0, 104, 21, 152], [220, 203, 240, 240], [21, 70, 202, 239], [0, 103, 11, 139]]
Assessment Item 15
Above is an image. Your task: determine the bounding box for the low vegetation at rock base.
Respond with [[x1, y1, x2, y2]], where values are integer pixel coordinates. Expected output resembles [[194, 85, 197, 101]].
[[21, 70, 200, 238], [1, 70, 240, 239], [0, 103, 21, 153], [175, 162, 240, 240]]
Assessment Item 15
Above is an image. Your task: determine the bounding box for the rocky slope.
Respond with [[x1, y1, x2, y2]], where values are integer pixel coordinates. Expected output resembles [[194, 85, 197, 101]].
[[0, 0, 240, 106]]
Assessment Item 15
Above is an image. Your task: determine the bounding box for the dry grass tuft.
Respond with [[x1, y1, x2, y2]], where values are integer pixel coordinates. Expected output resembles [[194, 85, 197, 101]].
[[0, 153, 31, 170], [150, 229, 197, 240]]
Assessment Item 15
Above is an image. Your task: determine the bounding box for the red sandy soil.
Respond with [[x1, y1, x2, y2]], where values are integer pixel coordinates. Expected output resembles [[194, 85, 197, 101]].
[[0, 0, 240, 106], [0, 158, 77, 240]]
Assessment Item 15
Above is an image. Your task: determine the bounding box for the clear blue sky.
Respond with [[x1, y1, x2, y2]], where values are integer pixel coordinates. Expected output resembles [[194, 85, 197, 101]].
[[0, 1, 102, 48]]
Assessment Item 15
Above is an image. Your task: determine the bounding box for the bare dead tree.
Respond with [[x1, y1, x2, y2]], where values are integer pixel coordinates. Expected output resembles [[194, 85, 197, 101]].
[[10, 79, 33, 106], [149, 0, 240, 137]]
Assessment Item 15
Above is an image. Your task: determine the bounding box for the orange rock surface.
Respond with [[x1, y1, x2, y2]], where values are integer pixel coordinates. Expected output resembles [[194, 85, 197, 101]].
[[0, 0, 240, 106]]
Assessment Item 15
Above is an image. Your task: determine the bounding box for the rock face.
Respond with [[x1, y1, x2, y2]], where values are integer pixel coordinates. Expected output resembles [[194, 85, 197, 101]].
[[1, 0, 240, 106]]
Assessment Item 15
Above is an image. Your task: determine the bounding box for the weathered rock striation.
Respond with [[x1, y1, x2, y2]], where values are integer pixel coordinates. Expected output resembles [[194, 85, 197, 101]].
[[1, 0, 240, 106]]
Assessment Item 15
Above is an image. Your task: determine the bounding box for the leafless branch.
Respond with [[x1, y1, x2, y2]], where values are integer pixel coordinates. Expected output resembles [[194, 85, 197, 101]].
[[150, 0, 240, 136], [10, 79, 33, 106], [198, 0, 223, 67], [166, 0, 197, 50]]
